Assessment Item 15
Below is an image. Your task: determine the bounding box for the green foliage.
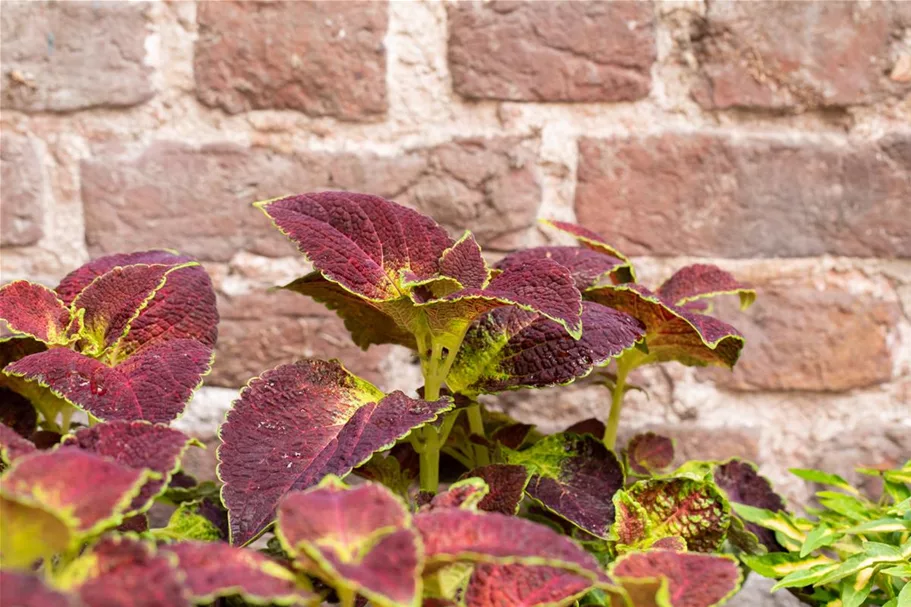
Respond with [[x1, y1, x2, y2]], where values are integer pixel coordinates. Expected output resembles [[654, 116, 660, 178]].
[[740, 461, 911, 605]]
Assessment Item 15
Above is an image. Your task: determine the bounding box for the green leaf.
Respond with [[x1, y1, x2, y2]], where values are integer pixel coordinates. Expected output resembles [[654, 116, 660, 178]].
[[153, 499, 223, 542], [814, 543, 906, 587], [840, 571, 875, 607], [897, 581, 910, 607], [880, 563, 911, 578], [769, 563, 839, 591], [800, 524, 842, 557], [741, 552, 833, 580], [846, 518, 911, 535], [790, 468, 859, 494], [732, 504, 806, 546], [817, 492, 873, 521]]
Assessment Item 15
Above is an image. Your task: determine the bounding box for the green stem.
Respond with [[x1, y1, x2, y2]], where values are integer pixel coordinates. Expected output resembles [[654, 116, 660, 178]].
[[466, 404, 489, 467], [59, 405, 75, 434], [603, 362, 630, 450], [336, 587, 357, 607], [419, 342, 445, 493]]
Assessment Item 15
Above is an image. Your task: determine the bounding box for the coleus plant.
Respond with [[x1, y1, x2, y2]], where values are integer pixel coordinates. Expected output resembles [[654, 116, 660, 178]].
[[738, 462, 911, 606]]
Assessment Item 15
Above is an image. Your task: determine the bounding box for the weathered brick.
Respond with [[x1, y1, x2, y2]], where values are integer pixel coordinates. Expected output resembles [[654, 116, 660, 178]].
[[575, 134, 911, 258], [705, 286, 900, 392], [81, 137, 541, 261], [209, 289, 392, 389], [448, 1, 655, 102], [693, 1, 910, 110], [1, 2, 153, 112], [0, 132, 44, 247], [194, 1, 387, 120]]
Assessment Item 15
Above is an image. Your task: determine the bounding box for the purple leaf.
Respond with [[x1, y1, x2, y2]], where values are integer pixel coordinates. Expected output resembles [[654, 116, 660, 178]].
[[5, 340, 213, 424], [713, 459, 787, 552], [440, 232, 489, 289], [658, 264, 755, 310], [496, 246, 630, 290], [611, 550, 743, 607], [0, 386, 38, 437], [626, 432, 675, 475], [257, 191, 453, 300], [0, 281, 73, 345], [0, 423, 36, 465], [218, 359, 452, 545], [540, 219, 635, 282], [462, 464, 529, 515], [0, 571, 76, 607], [564, 418, 605, 438], [55, 250, 194, 305]]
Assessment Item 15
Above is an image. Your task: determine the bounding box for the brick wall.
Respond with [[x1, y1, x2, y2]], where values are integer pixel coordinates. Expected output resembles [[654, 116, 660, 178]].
[[1, 0, 909, 559]]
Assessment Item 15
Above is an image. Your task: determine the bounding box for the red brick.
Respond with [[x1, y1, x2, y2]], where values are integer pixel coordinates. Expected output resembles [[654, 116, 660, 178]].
[[0, 132, 44, 247], [209, 289, 391, 389], [1, 2, 154, 112], [194, 1, 387, 120], [575, 133, 911, 258], [81, 137, 541, 261], [448, 1, 655, 103], [693, 1, 910, 110], [705, 286, 900, 392]]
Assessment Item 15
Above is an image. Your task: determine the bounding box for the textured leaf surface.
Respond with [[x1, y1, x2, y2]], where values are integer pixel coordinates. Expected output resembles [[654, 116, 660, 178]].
[[490, 423, 535, 450], [415, 509, 609, 583], [540, 220, 634, 281], [258, 191, 453, 300], [71, 263, 178, 356], [425, 258, 583, 340], [465, 564, 594, 607], [284, 272, 417, 349], [62, 421, 197, 512], [55, 250, 194, 304], [713, 460, 786, 552], [585, 284, 745, 368], [0, 281, 73, 345], [428, 478, 490, 511], [627, 433, 675, 475], [464, 464, 529, 515], [5, 339, 213, 423], [496, 246, 629, 290], [57, 535, 189, 607], [440, 232, 489, 289], [449, 302, 642, 395], [1, 447, 148, 536], [617, 478, 731, 552], [278, 480, 420, 607], [0, 570, 75, 607], [165, 541, 315, 605], [0, 423, 36, 464], [0, 387, 38, 437], [657, 264, 755, 310], [612, 551, 742, 607], [219, 359, 451, 545], [155, 498, 225, 542], [508, 433, 625, 538]]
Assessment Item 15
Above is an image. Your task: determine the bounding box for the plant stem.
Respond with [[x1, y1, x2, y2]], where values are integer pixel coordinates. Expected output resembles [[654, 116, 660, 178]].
[[466, 404, 489, 467], [336, 587, 357, 607], [419, 342, 444, 493], [603, 361, 630, 450]]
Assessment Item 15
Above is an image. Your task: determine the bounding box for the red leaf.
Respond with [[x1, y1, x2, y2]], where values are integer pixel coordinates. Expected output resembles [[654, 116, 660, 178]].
[[0, 570, 76, 607], [0, 281, 72, 345], [219, 359, 452, 545], [626, 432, 675, 475], [0, 386, 38, 437], [439, 232, 489, 289], [496, 246, 629, 290], [164, 541, 315, 604], [463, 464, 529, 515], [258, 191, 453, 300], [6, 339, 213, 423], [612, 551, 742, 607], [465, 564, 594, 607], [2, 447, 148, 535], [62, 421, 198, 512], [564, 418, 605, 438], [63, 536, 190, 607], [540, 220, 634, 281], [0, 423, 36, 464], [278, 480, 419, 606]]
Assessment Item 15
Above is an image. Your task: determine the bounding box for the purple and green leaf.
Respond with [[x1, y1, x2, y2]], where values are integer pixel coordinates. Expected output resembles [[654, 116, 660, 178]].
[[218, 359, 452, 545], [540, 220, 635, 283], [55, 250, 193, 304], [612, 478, 731, 553], [506, 433, 625, 538], [61, 421, 200, 512], [585, 284, 745, 369], [277, 478, 420, 607], [626, 433, 675, 475], [427, 477, 490, 511], [462, 464, 529, 515], [4, 339, 213, 423], [0, 570, 76, 607], [611, 550, 743, 607], [448, 302, 643, 395], [439, 231, 489, 290], [164, 541, 316, 605], [496, 246, 631, 291], [465, 563, 596, 607], [0, 423, 36, 465]]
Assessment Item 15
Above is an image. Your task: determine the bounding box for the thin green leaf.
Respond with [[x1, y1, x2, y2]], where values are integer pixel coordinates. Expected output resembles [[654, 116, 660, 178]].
[[741, 552, 832, 579], [733, 504, 805, 544], [769, 563, 839, 591], [840, 571, 874, 607], [814, 543, 906, 587], [817, 492, 873, 521], [790, 468, 859, 494], [800, 524, 842, 557], [880, 563, 911, 578], [846, 518, 911, 535]]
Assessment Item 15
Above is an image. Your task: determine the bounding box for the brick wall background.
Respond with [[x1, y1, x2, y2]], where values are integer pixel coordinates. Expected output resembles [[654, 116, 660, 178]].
[[1, 3, 909, 600]]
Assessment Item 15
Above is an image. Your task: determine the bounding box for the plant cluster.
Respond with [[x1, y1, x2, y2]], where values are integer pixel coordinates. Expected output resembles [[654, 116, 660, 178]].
[[1, 191, 905, 607]]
